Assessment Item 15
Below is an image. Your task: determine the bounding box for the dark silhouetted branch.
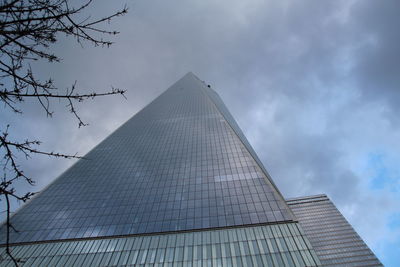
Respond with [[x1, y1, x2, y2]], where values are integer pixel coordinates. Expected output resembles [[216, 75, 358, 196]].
[[0, 0, 128, 264]]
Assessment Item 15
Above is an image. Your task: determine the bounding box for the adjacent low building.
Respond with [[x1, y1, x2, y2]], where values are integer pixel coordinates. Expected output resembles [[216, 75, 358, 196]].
[[287, 195, 382, 266]]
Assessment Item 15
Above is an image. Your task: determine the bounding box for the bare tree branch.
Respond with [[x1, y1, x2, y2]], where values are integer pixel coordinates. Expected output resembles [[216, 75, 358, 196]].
[[4, 193, 19, 267], [0, 0, 128, 264]]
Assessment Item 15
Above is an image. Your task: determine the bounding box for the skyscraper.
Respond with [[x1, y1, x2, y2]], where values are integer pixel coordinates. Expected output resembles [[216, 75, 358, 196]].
[[0, 73, 380, 266]]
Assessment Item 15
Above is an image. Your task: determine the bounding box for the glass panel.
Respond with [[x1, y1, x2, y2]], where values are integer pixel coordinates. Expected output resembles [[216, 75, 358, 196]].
[[0, 75, 296, 245], [2, 224, 324, 267]]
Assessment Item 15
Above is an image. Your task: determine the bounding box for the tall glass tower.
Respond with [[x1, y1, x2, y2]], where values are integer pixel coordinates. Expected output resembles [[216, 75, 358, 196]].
[[0, 73, 380, 266]]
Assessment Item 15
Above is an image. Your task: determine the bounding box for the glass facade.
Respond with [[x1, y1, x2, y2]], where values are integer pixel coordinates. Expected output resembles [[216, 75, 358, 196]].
[[0, 73, 293, 244], [1, 72, 381, 266], [0, 223, 320, 267], [287, 195, 382, 266]]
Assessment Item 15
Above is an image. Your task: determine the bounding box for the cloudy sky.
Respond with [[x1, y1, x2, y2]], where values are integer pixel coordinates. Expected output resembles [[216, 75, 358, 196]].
[[2, 0, 399, 265]]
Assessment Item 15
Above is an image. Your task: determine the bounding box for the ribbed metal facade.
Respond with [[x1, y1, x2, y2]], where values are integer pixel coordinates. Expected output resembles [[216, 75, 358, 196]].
[[1, 224, 320, 266], [287, 195, 382, 266]]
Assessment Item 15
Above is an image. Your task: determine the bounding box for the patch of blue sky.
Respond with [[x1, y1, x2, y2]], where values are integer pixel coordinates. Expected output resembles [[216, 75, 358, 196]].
[[379, 237, 400, 267], [367, 152, 399, 192], [364, 155, 400, 266], [388, 213, 400, 230]]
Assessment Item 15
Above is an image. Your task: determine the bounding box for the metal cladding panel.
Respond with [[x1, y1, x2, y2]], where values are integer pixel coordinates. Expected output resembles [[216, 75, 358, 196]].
[[1, 73, 293, 244], [287, 195, 382, 267], [0, 223, 320, 266]]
